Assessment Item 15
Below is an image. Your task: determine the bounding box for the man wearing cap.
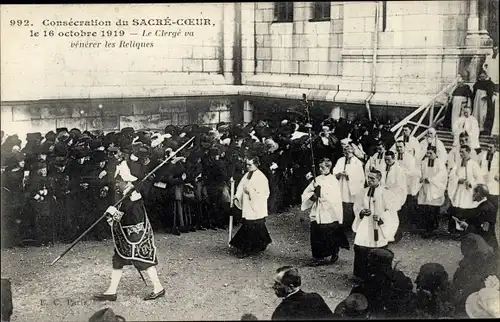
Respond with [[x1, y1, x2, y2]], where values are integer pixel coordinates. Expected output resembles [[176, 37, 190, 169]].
[[416, 146, 448, 238], [271, 266, 334, 320], [419, 128, 447, 165], [352, 169, 400, 281], [93, 176, 165, 302], [333, 143, 365, 231], [301, 158, 349, 266], [447, 145, 483, 236]]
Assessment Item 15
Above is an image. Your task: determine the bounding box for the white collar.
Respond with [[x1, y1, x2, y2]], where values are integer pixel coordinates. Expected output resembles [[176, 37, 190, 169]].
[[285, 288, 300, 299]]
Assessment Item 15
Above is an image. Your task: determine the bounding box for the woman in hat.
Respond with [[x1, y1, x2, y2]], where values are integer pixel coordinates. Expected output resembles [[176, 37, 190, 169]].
[[465, 275, 500, 318], [24, 161, 53, 245], [229, 155, 272, 258], [413, 263, 455, 318], [48, 155, 75, 243], [93, 176, 165, 302], [1, 153, 26, 247], [86, 150, 112, 241]]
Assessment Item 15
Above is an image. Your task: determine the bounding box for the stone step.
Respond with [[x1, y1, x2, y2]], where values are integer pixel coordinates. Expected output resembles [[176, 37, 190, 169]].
[[432, 129, 496, 152]]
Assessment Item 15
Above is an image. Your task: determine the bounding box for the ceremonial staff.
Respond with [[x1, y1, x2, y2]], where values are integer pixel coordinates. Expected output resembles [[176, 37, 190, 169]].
[[228, 176, 235, 246], [301, 93, 317, 182], [50, 136, 196, 266]]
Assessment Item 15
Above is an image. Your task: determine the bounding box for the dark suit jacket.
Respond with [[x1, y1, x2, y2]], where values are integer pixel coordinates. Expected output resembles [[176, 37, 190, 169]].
[[469, 200, 498, 250], [271, 290, 334, 321]]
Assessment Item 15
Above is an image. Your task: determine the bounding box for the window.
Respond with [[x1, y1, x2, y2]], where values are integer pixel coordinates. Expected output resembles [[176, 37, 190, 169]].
[[274, 2, 293, 22], [312, 2, 331, 21]]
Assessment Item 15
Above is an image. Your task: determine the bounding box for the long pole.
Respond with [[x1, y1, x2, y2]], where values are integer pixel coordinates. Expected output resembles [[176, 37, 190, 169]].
[[50, 136, 195, 266], [228, 176, 235, 246], [302, 93, 317, 182]]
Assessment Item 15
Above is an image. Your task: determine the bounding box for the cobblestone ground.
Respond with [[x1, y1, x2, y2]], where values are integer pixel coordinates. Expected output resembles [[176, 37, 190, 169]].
[[1, 208, 462, 322]]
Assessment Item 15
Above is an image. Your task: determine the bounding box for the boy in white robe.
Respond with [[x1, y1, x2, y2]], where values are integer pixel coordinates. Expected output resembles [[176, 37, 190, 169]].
[[478, 143, 499, 211], [447, 145, 484, 235], [391, 124, 421, 160], [301, 158, 349, 266], [333, 143, 365, 230], [453, 106, 480, 152], [230, 156, 272, 258], [419, 128, 448, 165], [416, 146, 448, 238], [364, 141, 386, 181], [351, 169, 399, 282], [394, 140, 420, 230]]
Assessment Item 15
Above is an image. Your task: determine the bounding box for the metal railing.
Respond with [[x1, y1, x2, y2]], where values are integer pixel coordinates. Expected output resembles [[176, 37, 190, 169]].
[[390, 77, 460, 140]]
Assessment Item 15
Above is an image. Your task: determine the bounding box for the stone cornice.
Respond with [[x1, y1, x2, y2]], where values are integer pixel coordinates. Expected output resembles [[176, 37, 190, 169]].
[[342, 47, 493, 57]]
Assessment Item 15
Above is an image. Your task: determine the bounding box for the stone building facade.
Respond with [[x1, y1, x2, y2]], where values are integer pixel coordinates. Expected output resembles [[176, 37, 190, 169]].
[[1, 1, 497, 137]]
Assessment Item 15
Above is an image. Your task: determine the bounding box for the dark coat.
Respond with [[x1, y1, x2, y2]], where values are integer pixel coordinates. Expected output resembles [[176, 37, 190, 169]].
[[271, 290, 334, 321]]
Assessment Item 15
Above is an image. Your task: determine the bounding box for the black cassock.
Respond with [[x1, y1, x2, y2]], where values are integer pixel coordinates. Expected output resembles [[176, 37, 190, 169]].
[[111, 194, 158, 271]]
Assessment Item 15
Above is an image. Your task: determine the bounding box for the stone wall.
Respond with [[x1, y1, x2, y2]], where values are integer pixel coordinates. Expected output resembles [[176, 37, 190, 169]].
[[1, 97, 237, 138]]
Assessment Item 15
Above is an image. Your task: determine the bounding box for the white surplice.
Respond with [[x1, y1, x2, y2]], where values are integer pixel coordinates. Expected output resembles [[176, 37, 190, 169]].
[[234, 169, 270, 220], [448, 159, 483, 209], [416, 158, 448, 206], [478, 150, 499, 196], [381, 163, 408, 210], [301, 174, 343, 224], [447, 147, 479, 171], [352, 185, 400, 247], [332, 156, 365, 203], [391, 135, 421, 160], [394, 151, 420, 196], [419, 137, 448, 165], [364, 152, 386, 180], [452, 116, 480, 149]]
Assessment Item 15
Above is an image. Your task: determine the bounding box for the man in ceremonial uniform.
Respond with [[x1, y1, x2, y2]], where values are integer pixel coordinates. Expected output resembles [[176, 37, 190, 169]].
[[352, 169, 399, 282], [416, 146, 448, 238], [301, 158, 349, 266], [333, 141, 365, 230], [93, 176, 165, 302], [447, 145, 484, 236], [230, 156, 272, 258], [478, 143, 499, 211], [419, 128, 447, 165]]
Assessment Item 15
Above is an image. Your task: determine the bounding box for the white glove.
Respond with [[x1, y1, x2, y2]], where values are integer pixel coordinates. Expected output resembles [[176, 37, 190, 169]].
[[270, 162, 278, 170], [106, 206, 118, 216], [182, 173, 187, 180], [305, 172, 313, 180], [98, 170, 107, 179]]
